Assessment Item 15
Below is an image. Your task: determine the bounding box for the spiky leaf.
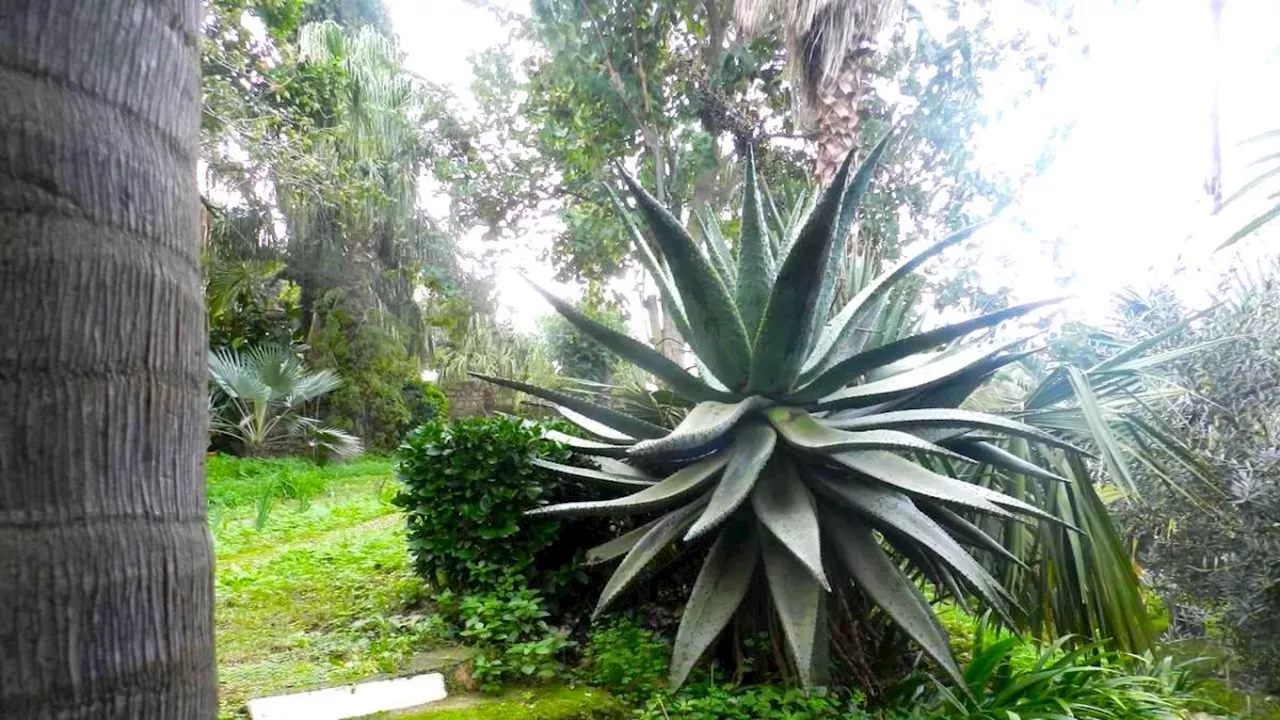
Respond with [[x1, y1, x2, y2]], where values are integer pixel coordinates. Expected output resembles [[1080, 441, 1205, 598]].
[[748, 150, 858, 394], [595, 500, 707, 617], [620, 170, 753, 388], [761, 533, 827, 687], [751, 455, 830, 589], [737, 147, 773, 336], [473, 373, 666, 440], [527, 454, 728, 518], [629, 396, 770, 460], [670, 522, 760, 689], [686, 422, 777, 540]]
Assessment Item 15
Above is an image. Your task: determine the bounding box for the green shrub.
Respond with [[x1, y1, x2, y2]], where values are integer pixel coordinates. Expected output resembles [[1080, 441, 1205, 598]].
[[395, 417, 572, 593], [637, 683, 868, 720], [394, 416, 624, 615], [582, 618, 671, 701], [402, 379, 449, 427], [438, 587, 571, 693]]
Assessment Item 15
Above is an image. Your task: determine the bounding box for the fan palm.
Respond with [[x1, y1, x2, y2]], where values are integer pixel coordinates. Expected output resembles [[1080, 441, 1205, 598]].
[[208, 344, 363, 460], [477, 138, 1094, 689]]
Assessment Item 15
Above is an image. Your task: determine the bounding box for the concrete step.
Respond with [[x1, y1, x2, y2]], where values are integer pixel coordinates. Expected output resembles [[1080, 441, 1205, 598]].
[[246, 672, 448, 720]]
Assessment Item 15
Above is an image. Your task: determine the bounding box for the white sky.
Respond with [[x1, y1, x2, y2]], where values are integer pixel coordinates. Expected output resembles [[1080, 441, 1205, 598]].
[[387, 0, 1280, 333]]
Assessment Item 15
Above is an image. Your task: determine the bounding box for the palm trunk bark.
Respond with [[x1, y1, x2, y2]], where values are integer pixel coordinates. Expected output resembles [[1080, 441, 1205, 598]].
[[0, 1, 216, 718], [813, 57, 865, 185]]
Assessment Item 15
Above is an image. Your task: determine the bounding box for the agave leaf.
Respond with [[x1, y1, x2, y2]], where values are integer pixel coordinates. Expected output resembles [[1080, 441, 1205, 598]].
[[533, 458, 657, 490], [526, 278, 736, 402], [898, 349, 1041, 412], [761, 179, 785, 260], [527, 454, 728, 518], [619, 170, 753, 388], [829, 450, 1014, 519], [811, 338, 1030, 412], [594, 500, 707, 617], [761, 532, 827, 687], [695, 207, 736, 291], [544, 430, 631, 458], [950, 440, 1072, 484], [767, 407, 974, 463], [585, 516, 665, 565], [825, 408, 1088, 456], [473, 373, 666, 440], [594, 457, 659, 481], [803, 222, 992, 378], [558, 406, 636, 442], [610, 189, 695, 342], [751, 455, 830, 589], [670, 521, 760, 689], [926, 505, 1028, 569], [1094, 335, 1240, 375], [737, 147, 773, 336], [825, 511, 966, 689], [748, 150, 858, 395], [686, 422, 777, 540], [799, 298, 1062, 400], [812, 473, 1015, 622], [629, 396, 771, 460], [807, 134, 894, 353]]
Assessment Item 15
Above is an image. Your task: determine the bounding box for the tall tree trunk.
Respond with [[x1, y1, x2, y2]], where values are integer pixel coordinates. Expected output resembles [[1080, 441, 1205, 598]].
[[813, 56, 865, 185], [0, 1, 216, 718]]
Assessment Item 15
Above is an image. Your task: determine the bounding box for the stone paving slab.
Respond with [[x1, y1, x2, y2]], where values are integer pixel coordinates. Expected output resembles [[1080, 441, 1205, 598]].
[[246, 672, 448, 720]]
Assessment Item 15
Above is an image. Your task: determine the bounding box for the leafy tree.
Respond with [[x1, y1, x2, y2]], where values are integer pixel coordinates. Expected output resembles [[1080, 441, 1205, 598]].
[[543, 293, 626, 383], [0, 0, 215, 716]]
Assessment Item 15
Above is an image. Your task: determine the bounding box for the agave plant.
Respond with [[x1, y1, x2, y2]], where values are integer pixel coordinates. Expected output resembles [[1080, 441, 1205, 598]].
[[209, 344, 363, 460], [477, 139, 1078, 689]]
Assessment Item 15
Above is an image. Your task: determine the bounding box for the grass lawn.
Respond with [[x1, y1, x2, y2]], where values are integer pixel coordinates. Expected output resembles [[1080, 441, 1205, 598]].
[[210, 455, 446, 719]]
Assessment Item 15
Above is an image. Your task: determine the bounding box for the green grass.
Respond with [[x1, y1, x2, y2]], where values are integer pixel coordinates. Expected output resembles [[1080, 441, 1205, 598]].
[[211, 454, 449, 719]]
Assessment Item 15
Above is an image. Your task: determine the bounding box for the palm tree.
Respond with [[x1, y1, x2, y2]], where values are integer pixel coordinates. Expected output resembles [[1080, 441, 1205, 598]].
[[0, 1, 216, 717], [208, 345, 363, 460], [734, 0, 902, 182]]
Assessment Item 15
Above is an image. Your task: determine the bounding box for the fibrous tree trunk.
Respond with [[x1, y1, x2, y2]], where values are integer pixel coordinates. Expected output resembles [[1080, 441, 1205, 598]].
[[0, 1, 216, 718], [814, 56, 866, 185]]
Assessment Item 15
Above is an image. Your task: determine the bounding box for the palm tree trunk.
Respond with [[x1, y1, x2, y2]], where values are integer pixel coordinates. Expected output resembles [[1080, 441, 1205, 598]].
[[813, 56, 865, 185], [0, 1, 216, 718]]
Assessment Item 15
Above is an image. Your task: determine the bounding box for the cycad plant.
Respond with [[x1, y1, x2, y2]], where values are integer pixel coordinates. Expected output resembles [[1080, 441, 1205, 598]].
[[209, 344, 363, 460], [477, 138, 1080, 689]]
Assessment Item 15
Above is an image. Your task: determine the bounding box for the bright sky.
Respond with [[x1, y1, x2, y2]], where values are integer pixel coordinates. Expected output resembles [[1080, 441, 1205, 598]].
[[387, 0, 1280, 333]]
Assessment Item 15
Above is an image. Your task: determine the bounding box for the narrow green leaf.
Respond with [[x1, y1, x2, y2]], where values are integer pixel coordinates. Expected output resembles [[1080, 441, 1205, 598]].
[[527, 454, 728, 518], [1096, 335, 1241, 374], [525, 278, 736, 403], [472, 373, 667, 440], [686, 422, 777, 540], [619, 170, 753, 388], [1064, 367, 1139, 496], [802, 222, 991, 378], [825, 511, 966, 689], [557, 406, 636, 442], [1219, 200, 1280, 252], [670, 522, 760, 689], [950, 441, 1072, 484], [761, 179, 785, 261], [751, 455, 829, 589], [748, 151, 859, 395], [761, 532, 826, 687], [798, 298, 1062, 400], [629, 396, 770, 460], [737, 147, 773, 336], [533, 458, 657, 490], [594, 500, 706, 616], [926, 505, 1028, 569]]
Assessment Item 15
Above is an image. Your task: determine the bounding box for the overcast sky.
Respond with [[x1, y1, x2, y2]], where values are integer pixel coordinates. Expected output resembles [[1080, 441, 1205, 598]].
[[386, 0, 1280, 332]]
